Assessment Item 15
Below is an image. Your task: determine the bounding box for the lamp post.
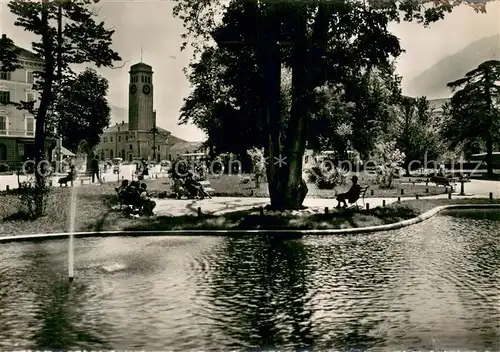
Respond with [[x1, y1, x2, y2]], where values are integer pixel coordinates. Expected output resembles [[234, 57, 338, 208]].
[[150, 126, 159, 162], [116, 126, 120, 158]]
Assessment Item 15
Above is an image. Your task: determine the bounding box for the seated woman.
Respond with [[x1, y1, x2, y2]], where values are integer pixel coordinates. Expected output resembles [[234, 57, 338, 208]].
[[336, 175, 361, 208], [173, 177, 187, 199], [139, 183, 156, 215]]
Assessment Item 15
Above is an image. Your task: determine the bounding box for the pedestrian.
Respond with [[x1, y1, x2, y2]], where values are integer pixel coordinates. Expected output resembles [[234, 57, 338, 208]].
[[91, 155, 101, 184]]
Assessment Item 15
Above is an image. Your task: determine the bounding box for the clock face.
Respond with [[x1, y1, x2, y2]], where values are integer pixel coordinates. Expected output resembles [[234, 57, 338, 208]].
[[130, 84, 137, 94], [143, 84, 151, 95]]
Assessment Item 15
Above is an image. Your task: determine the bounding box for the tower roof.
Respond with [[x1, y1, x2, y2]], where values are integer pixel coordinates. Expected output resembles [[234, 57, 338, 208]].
[[129, 62, 152, 73]]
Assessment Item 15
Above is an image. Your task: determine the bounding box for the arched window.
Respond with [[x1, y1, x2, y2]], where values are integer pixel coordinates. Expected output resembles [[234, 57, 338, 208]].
[[0, 143, 6, 161]]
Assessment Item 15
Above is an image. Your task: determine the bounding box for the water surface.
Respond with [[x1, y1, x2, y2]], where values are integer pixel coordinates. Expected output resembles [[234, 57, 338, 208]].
[[0, 210, 499, 350]]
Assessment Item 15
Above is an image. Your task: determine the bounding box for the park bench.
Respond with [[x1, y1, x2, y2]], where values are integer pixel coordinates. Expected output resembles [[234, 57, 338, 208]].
[[346, 185, 369, 209], [199, 180, 215, 194], [355, 185, 370, 207], [429, 176, 456, 191]]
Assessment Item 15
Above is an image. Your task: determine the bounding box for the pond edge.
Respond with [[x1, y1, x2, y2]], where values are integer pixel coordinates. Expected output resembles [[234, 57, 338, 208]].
[[1, 203, 499, 242]]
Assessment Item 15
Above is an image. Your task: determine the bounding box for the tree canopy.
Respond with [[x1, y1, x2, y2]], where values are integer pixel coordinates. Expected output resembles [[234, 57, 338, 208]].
[[7, 0, 121, 187], [442, 60, 500, 176], [174, 0, 494, 209]]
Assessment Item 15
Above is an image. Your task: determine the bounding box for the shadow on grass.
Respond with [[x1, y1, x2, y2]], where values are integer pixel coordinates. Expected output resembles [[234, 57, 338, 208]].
[[120, 205, 420, 232]]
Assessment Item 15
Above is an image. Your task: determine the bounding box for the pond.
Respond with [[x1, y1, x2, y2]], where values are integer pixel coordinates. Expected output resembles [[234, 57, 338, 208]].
[[0, 210, 499, 350]]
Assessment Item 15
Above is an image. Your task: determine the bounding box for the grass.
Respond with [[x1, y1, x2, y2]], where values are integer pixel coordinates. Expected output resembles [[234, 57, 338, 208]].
[[0, 177, 499, 235], [142, 173, 445, 199]]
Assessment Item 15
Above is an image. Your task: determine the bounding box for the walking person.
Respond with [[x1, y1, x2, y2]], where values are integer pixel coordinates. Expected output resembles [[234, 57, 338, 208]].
[[91, 155, 101, 184]]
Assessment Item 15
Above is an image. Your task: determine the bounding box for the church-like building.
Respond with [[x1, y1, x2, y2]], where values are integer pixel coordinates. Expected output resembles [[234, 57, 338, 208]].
[[97, 62, 201, 163]]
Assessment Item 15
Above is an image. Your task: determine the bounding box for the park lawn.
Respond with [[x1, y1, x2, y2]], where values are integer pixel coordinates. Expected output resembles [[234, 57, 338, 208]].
[[142, 174, 445, 199], [1, 179, 499, 235], [120, 197, 500, 232], [0, 184, 117, 235]]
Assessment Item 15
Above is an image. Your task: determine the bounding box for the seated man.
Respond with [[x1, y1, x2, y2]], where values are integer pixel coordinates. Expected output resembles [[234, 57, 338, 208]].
[[139, 183, 156, 215], [336, 175, 362, 208], [115, 179, 130, 197], [184, 172, 203, 198]]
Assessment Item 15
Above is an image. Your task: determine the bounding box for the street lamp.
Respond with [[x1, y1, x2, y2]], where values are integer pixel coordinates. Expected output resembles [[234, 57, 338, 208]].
[[149, 126, 159, 162]]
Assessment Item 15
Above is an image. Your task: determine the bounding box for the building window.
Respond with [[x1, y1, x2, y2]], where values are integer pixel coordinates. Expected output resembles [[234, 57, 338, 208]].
[[0, 143, 6, 161], [0, 115, 6, 135], [110, 136, 113, 143], [129, 145, 132, 150], [0, 72, 10, 80], [168, 154, 171, 161], [26, 116, 34, 136], [0, 91, 10, 104], [157, 145, 160, 151], [121, 149, 125, 159], [110, 149, 113, 158], [104, 137, 107, 142], [118, 135, 121, 142], [26, 92, 35, 102], [26, 71, 34, 84], [126, 135, 128, 141]]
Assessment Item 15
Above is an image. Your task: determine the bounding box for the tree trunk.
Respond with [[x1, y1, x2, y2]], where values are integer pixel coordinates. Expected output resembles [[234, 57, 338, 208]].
[[35, 0, 55, 189], [258, 3, 284, 209], [266, 3, 330, 210]]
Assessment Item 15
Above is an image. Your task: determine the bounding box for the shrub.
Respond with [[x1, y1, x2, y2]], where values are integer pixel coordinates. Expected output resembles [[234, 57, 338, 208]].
[[305, 164, 346, 189], [247, 147, 266, 188], [374, 140, 405, 188], [0, 163, 10, 173], [17, 179, 52, 219]]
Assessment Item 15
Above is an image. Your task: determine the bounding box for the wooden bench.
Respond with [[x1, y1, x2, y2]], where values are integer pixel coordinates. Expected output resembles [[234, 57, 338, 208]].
[[429, 176, 456, 190], [355, 185, 369, 207], [346, 185, 369, 209], [76, 170, 93, 185], [199, 180, 215, 194]]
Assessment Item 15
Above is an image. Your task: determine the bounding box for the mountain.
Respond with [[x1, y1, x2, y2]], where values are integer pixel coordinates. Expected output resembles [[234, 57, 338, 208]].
[[406, 35, 500, 99], [109, 104, 128, 124]]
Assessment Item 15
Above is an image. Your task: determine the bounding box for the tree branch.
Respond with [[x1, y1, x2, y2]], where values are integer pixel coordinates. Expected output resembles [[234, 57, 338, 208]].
[[110, 60, 130, 70]]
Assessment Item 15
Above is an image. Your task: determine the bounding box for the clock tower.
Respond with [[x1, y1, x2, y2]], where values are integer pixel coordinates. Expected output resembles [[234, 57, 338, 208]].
[[128, 62, 154, 132]]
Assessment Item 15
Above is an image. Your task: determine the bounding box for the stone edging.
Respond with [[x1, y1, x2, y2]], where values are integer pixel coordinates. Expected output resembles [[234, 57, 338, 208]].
[[0, 204, 499, 243]]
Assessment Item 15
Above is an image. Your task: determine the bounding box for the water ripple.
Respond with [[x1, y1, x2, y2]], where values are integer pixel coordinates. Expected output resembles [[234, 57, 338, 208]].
[[0, 210, 498, 350]]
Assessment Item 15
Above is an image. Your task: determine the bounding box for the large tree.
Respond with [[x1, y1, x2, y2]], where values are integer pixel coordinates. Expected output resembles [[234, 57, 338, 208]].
[[8, 0, 121, 189], [174, 0, 494, 209], [443, 60, 500, 177], [46, 68, 111, 152]]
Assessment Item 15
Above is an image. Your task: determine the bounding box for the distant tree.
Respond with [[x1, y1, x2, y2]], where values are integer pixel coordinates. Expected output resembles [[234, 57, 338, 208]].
[[0, 34, 21, 73], [390, 96, 443, 171], [442, 60, 500, 177], [0, 34, 21, 107], [8, 0, 121, 190], [46, 68, 111, 152]]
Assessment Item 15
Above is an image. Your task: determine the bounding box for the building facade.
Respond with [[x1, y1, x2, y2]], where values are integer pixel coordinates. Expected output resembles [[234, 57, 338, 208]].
[[97, 61, 203, 163], [0, 38, 43, 168]]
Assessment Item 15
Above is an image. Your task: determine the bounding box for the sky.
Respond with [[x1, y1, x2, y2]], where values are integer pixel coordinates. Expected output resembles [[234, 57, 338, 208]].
[[1, 0, 499, 142]]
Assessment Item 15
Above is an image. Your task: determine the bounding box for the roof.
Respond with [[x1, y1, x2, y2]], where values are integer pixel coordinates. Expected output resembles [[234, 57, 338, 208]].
[[104, 122, 169, 135], [129, 62, 152, 72]]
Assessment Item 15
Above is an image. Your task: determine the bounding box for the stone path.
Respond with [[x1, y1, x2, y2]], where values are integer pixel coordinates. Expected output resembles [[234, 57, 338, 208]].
[[153, 179, 500, 217]]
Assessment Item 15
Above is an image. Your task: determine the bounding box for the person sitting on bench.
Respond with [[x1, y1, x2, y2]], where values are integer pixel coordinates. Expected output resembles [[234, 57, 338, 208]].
[[336, 175, 361, 208], [139, 183, 156, 215]]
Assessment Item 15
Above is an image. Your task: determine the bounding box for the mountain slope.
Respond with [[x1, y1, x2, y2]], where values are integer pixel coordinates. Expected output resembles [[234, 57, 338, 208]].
[[407, 34, 500, 99]]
